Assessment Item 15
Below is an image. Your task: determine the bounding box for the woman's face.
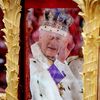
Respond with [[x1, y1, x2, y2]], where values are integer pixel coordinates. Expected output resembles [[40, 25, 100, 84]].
[[39, 31, 67, 59]]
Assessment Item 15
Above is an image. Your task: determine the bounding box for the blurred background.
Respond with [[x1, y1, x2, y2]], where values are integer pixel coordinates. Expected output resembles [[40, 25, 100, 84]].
[[0, 7, 7, 93]]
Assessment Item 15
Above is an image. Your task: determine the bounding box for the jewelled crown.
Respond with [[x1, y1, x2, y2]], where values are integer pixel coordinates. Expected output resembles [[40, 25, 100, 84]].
[[39, 8, 74, 37]]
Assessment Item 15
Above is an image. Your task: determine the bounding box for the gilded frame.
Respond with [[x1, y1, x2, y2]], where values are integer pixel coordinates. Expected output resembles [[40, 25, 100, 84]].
[[0, 0, 21, 99], [73, 0, 100, 99], [0, 0, 100, 100]]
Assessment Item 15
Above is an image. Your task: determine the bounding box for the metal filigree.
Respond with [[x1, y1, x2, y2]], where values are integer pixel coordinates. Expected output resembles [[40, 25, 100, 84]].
[[73, 0, 100, 100], [0, 0, 21, 99]]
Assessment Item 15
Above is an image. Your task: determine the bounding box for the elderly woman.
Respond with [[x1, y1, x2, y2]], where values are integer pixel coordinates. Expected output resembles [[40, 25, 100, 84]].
[[30, 9, 82, 100]]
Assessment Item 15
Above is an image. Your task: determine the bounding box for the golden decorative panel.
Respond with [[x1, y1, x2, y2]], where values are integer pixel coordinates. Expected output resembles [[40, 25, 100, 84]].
[[73, 0, 100, 100], [0, 0, 21, 99], [0, 0, 100, 100]]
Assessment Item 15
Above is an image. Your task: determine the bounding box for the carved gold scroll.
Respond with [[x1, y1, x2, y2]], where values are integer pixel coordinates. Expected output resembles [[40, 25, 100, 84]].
[[0, 0, 100, 100], [0, 0, 21, 99], [73, 0, 100, 100]]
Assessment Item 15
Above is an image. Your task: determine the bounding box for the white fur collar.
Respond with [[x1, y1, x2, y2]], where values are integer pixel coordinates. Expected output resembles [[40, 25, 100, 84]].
[[31, 42, 50, 66]]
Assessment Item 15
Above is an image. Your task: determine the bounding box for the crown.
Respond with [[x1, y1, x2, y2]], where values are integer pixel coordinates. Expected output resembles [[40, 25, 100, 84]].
[[39, 8, 74, 37]]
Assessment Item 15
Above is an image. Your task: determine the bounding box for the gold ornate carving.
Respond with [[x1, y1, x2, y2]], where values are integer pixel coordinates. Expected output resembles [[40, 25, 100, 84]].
[[0, 0, 100, 99], [0, 93, 6, 100], [0, 0, 21, 100], [73, 0, 100, 100]]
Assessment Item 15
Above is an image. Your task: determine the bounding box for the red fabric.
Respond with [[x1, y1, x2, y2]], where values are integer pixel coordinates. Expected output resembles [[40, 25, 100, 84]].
[[25, 0, 78, 8], [69, 20, 83, 56]]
